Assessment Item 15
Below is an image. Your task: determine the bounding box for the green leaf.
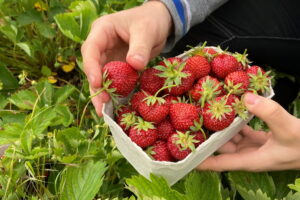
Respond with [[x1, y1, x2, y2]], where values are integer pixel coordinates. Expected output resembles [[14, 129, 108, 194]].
[[228, 171, 275, 200], [285, 191, 300, 200], [0, 63, 18, 90], [56, 127, 85, 153], [0, 111, 26, 125], [16, 9, 43, 26], [235, 189, 272, 200], [0, 123, 24, 145], [20, 128, 33, 154], [36, 22, 56, 39], [25, 107, 57, 137], [270, 171, 300, 199], [126, 174, 186, 200], [59, 160, 107, 200], [9, 90, 37, 110], [24, 147, 49, 160], [54, 84, 76, 104], [54, 0, 97, 43], [52, 105, 74, 127], [16, 42, 33, 57], [35, 80, 54, 106], [288, 178, 300, 192], [0, 94, 8, 109], [185, 171, 222, 200], [0, 24, 18, 43], [41, 65, 52, 76]]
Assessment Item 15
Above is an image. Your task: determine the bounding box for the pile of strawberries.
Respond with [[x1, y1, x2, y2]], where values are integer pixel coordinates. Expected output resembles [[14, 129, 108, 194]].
[[101, 45, 271, 162]]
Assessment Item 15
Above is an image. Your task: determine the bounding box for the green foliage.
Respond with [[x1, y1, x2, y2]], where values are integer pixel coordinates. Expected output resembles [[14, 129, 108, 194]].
[[184, 171, 222, 200], [59, 160, 107, 200], [0, 0, 299, 199], [126, 171, 223, 200], [54, 1, 97, 43]]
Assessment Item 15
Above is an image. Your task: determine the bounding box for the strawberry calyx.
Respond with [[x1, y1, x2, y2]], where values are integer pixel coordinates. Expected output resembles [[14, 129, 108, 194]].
[[199, 78, 222, 107], [190, 117, 207, 140], [120, 112, 138, 131], [142, 84, 177, 106], [155, 59, 190, 90], [187, 42, 219, 61], [174, 131, 199, 152], [187, 42, 207, 56], [207, 97, 233, 121], [145, 146, 155, 159], [248, 69, 272, 94], [224, 79, 244, 95], [133, 117, 155, 132], [232, 49, 251, 69], [232, 95, 249, 120], [90, 70, 120, 103]]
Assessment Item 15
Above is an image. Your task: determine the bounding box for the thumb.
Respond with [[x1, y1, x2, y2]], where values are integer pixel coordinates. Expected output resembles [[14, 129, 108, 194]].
[[126, 23, 155, 71], [244, 92, 296, 139]]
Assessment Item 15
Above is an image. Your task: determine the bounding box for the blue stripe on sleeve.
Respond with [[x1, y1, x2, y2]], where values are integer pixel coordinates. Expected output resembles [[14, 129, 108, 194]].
[[172, 0, 187, 34]]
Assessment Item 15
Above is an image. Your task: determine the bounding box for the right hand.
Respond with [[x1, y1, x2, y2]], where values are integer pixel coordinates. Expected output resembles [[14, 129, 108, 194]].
[[81, 1, 173, 116]]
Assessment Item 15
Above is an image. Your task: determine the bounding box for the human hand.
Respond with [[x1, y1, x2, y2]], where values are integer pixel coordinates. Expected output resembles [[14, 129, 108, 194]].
[[197, 92, 300, 171], [81, 1, 172, 116]]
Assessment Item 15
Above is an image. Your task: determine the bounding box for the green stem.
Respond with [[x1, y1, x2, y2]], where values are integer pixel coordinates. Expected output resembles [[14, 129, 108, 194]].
[[153, 84, 177, 98]]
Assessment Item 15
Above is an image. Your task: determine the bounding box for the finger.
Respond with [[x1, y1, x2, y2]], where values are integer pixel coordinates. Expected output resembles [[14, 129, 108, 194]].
[[231, 133, 243, 144], [82, 19, 114, 89], [90, 88, 110, 116], [240, 125, 269, 144], [244, 93, 298, 139], [217, 141, 237, 153], [197, 148, 271, 172], [81, 43, 105, 90], [126, 21, 156, 70]]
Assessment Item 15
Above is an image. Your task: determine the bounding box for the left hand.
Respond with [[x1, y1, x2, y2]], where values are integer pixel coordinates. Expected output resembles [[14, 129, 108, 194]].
[[197, 93, 300, 172]]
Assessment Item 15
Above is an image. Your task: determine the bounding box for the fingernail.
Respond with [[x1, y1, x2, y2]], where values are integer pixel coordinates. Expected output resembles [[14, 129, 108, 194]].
[[132, 54, 145, 63], [244, 93, 260, 105]]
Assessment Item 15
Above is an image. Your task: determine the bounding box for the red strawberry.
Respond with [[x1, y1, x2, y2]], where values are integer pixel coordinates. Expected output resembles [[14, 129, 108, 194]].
[[164, 95, 179, 106], [169, 103, 199, 131], [189, 75, 224, 107], [226, 94, 239, 105], [247, 65, 265, 75], [138, 94, 169, 124], [129, 119, 158, 148], [236, 62, 244, 71], [192, 131, 207, 146], [247, 65, 272, 94], [184, 55, 211, 80], [167, 131, 203, 160], [211, 54, 240, 79], [140, 68, 165, 95], [130, 91, 147, 112], [232, 50, 250, 71], [147, 140, 174, 161], [102, 61, 138, 98], [202, 95, 236, 131], [204, 47, 217, 55], [156, 118, 175, 141], [225, 71, 249, 95]]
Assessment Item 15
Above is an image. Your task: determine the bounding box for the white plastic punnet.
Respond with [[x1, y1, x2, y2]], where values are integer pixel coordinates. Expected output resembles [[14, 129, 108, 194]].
[[102, 47, 275, 185]]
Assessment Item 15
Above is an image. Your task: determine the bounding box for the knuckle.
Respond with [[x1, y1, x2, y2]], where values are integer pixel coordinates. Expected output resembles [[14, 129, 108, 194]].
[[265, 101, 282, 119]]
